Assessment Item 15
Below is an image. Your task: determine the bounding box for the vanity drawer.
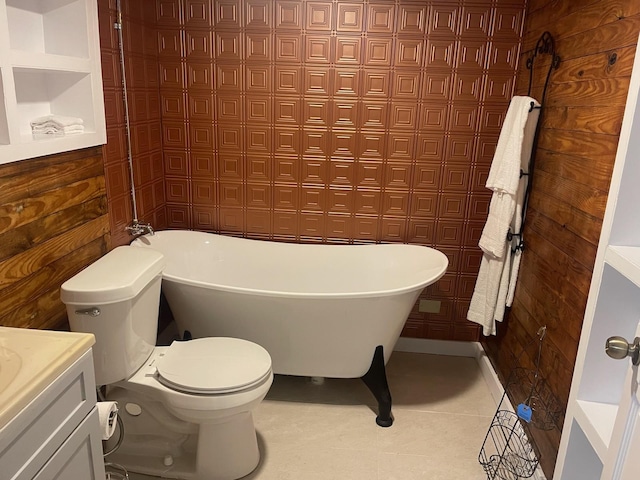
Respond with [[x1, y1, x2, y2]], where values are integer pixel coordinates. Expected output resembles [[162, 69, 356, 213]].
[[33, 407, 104, 480], [0, 351, 97, 480]]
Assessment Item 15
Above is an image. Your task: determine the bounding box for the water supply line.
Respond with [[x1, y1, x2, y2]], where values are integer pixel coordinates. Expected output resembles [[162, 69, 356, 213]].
[[114, 0, 153, 237]]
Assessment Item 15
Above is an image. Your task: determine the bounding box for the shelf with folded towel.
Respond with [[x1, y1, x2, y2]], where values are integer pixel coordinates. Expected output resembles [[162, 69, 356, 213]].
[[0, 0, 105, 164], [12, 68, 96, 138]]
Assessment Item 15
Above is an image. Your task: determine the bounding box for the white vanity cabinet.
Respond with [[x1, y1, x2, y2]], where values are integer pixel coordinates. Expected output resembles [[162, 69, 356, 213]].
[[0, 0, 106, 164], [0, 328, 105, 480]]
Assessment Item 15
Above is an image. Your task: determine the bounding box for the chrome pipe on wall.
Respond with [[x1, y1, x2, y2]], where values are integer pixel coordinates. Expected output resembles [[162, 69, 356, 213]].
[[114, 0, 153, 237]]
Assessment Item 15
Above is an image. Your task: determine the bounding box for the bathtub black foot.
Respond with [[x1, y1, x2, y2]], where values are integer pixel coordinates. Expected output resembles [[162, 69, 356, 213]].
[[361, 345, 393, 427]]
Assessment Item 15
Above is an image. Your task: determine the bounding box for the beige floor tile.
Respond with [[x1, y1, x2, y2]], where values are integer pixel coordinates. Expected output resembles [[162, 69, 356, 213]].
[[386, 352, 496, 416], [246, 445, 379, 480], [377, 452, 488, 480], [255, 400, 380, 452], [389, 369, 495, 416], [377, 408, 492, 458]]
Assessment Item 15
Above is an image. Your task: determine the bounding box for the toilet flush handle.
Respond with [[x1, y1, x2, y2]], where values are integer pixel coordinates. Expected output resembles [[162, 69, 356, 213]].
[[75, 307, 101, 317]]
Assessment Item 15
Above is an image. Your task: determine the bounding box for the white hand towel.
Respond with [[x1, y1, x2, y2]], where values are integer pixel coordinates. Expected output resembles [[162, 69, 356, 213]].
[[467, 254, 506, 336], [30, 114, 84, 129], [486, 96, 539, 195]]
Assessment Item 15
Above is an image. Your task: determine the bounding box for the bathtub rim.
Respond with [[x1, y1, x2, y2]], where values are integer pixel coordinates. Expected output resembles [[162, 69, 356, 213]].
[[160, 268, 447, 299], [133, 230, 449, 299]]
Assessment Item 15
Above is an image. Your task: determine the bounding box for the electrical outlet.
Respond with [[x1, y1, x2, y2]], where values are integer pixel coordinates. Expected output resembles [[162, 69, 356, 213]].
[[418, 299, 441, 313]]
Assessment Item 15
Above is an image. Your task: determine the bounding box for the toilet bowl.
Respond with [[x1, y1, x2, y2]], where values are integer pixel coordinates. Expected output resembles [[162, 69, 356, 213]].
[[61, 246, 273, 480], [108, 338, 272, 480]]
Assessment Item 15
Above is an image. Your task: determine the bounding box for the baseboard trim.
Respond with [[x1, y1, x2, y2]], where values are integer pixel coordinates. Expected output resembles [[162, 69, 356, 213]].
[[476, 347, 508, 408], [394, 337, 481, 358]]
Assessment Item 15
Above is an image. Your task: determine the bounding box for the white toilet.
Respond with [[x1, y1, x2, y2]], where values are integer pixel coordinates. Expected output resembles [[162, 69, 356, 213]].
[[61, 246, 273, 480]]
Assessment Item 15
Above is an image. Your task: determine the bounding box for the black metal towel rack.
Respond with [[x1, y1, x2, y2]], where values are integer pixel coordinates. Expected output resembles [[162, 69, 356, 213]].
[[507, 31, 561, 252]]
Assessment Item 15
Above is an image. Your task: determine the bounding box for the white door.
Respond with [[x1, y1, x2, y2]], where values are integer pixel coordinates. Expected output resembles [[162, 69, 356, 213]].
[[604, 323, 640, 479]]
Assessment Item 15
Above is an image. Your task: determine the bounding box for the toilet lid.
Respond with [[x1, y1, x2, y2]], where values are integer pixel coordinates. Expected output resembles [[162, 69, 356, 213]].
[[156, 337, 272, 394]]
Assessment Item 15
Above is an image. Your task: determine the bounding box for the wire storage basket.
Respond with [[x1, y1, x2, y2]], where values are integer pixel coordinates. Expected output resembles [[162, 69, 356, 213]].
[[505, 367, 563, 432], [479, 327, 562, 479], [479, 407, 540, 479]]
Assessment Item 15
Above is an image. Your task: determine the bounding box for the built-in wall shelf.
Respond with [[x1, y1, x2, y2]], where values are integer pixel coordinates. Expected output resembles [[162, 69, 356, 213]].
[[0, 0, 106, 164], [555, 35, 640, 479], [9, 51, 93, 72], [574, 400, 618, 461], [605, 246, 640, 288]]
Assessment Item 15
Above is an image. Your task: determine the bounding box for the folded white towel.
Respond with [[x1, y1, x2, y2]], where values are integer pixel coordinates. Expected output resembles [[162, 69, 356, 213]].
[[32, 124, 85, 132], [32, 124, 84, 135], [30, 114, 84, 129]]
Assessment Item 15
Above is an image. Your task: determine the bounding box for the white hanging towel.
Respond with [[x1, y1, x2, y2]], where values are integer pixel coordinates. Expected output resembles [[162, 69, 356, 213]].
[[467, 96, 540, 336]]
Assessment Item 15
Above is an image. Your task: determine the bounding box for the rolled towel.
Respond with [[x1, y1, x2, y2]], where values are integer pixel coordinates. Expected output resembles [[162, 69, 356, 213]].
[[30, 114, 84, 129]]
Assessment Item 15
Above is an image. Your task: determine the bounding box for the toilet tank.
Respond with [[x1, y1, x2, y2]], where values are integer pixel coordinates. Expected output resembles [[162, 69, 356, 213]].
[[61, 246, 165, 386]]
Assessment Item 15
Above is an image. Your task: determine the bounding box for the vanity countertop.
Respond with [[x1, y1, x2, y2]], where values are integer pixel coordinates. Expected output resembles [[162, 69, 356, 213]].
[[0, 326, 94, 429]]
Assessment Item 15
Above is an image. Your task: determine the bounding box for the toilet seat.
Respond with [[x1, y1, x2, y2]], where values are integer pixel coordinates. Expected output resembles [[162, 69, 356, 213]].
[[156, 337, 272, 395]]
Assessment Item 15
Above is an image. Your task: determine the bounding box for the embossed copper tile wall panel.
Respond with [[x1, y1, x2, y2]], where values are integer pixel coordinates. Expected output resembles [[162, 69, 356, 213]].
[[148, 0, 527, 342], [98, 0, 528, 342]]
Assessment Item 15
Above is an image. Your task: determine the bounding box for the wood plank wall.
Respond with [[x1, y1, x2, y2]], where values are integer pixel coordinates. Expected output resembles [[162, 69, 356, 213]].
[[0, 147, 110, 331], [483, 0, 640, 476]]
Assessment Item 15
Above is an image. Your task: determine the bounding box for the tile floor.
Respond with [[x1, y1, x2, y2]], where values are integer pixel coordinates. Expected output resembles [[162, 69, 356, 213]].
[[125, 351, 496, 480]]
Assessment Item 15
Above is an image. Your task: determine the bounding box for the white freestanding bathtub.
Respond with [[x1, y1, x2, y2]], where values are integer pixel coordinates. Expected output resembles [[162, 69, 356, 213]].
[[133, 229, 448, 426]]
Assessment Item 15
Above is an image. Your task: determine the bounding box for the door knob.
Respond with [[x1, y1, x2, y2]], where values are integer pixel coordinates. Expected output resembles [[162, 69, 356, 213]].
[[605, 336, 640, 365]]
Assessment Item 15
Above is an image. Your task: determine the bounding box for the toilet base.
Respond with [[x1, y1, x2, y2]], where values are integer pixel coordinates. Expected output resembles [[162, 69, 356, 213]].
[[196, 412, 260, 480], [103, 388, 262, 480]]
